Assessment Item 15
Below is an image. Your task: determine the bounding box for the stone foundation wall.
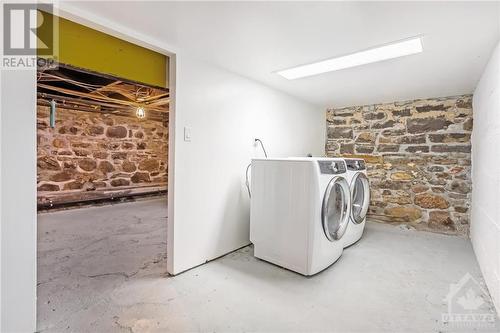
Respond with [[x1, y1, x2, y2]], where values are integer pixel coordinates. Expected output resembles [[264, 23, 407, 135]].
[[37, 106, 168, 205], [326, 95, 472, 235]]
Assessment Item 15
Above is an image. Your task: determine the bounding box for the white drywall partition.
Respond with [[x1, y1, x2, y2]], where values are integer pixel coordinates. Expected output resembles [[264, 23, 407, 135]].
[[0, 69, 38, 332], [169, 55, 324, 274], [471, 40, 500, 315], [0, 7, 325, 331]]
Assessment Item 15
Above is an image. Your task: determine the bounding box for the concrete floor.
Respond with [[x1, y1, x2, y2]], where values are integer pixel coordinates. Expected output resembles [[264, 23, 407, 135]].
[[38, 198, 499, 332]]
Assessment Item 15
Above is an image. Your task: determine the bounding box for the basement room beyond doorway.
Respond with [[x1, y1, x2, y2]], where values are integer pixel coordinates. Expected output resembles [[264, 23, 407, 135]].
[[36, 11, 170, 331]]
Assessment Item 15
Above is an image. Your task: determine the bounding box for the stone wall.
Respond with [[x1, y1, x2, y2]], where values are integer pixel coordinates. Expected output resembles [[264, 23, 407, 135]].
[[326, 95, 473, 235], [37, 105, 168, 205]]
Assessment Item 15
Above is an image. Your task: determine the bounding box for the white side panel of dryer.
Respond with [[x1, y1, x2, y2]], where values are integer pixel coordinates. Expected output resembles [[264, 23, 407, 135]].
[[250, 160, 314, 273]]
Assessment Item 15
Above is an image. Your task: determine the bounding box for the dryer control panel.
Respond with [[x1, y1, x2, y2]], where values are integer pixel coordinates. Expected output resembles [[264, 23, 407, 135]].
[[346, 159, 366, 171], [318, 161, 347, 174]]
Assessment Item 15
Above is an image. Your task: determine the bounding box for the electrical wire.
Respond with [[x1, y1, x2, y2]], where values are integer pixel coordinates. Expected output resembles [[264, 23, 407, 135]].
[[246, 138, 268, 198], [245, 163, 252, 198], [255, 138, 268, 158]]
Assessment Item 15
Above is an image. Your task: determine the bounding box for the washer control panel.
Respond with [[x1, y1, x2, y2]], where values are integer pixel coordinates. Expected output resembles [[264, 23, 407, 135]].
[[346, 159, 366, 171], [318, 160, 347, 174]]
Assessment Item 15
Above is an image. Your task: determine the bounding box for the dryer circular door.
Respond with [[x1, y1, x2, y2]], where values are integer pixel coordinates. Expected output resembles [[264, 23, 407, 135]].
[[322, 176, 351, 241], [350, 172, 370, 224]]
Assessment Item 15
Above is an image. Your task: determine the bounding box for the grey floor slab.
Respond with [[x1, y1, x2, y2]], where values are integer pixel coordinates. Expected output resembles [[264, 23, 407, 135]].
[[37, 198, 498, 332]]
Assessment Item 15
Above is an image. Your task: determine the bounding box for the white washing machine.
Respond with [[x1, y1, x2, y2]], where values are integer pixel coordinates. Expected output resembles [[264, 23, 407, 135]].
[[342, 158, 370, 248], [250, 157, 351, 276]]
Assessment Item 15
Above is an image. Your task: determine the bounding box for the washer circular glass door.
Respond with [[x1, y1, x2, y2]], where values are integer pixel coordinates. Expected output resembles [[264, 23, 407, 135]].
[[322, 176, 351, 241], [350, 172, 370, 224]]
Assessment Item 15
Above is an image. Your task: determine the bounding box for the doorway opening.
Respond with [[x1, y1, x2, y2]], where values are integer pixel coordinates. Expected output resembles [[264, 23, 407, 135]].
[[36, 63, 170, 330]]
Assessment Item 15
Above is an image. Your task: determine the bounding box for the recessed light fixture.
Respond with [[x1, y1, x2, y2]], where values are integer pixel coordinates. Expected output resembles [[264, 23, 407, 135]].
[[276, 37, 423, 80]]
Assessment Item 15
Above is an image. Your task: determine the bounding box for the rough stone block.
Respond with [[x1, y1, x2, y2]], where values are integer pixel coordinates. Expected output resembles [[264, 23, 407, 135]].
[[372, 120, 397, 129], [415, 104, 450, 112], [384, 206, 422, 222], [356, 132, 377, 143], [138, 159, 160, 172], [340, 143, 354, 154], [98, 161, 115, 174], [427, 166, 444, 172], [131, 172, 151, 183], [406, 146, 430, 153], [381, 129, 406, 136], [448, 180, 471, 194], [391, 108, 411, 117], [78, 158, 97, 172], [87, 126, 104, 136], [106, 126, 128, 138], [112, 152, 128, 160], [463, 118, 473, 131], [327, 126, 353, 139], [93, 151, 108, 159], [64, 181, 83, 190], [355, 145, 375, 154], [38, 183, 60, 192], [74, 148, 90, 157], [407, 117, 452, 133], [414, 193, 449, 209], [377, 145, 400, 153], [122, 160, 137, 173], [50, 171, 74, 182], [390, 172, 413, 181], [399, 135, 426, 144], [52, 138, 67, 148], [428, 133, 470, 143], [363, 112, 385, 121], [412, 185, 429, 193], [38, 156, 61, 171], [428, 211, 455, 231], [110, 179, 131, 187], [430, 145, 471, 153]]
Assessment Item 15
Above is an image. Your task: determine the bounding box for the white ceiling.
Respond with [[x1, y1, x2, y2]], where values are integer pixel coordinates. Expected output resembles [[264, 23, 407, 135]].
[[68, 1, 500, 108]]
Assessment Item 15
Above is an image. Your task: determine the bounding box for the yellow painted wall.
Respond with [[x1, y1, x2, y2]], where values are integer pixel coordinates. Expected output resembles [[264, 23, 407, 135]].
[[39, 12, 168, 88]]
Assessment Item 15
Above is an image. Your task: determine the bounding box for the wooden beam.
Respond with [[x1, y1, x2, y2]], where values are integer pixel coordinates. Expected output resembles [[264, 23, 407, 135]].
[[38, 83, 169, 113], [37, 97, 167, 122]]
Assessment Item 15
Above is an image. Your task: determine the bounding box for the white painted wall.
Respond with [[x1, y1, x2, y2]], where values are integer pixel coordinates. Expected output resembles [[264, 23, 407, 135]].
[[471, 40, 500, 315], [56, 1, 325, 275], [0, 6, 324, 330], [169, 55, 324, 274], [0, 69, 37, 332]]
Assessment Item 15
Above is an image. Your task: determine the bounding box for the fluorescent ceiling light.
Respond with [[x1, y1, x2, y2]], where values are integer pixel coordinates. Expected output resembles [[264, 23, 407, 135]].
[[277, 37, 423, 80]]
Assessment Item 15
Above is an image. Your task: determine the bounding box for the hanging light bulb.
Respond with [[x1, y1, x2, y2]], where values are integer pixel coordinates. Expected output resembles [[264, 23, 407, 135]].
[[136, 106, 146, 119]]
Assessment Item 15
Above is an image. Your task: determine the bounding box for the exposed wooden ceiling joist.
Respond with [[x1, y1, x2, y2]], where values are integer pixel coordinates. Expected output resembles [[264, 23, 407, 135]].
[[37, 63, 169, 121]]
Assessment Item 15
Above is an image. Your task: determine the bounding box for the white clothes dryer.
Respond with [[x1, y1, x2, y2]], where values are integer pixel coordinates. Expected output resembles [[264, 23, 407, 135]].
[[342, 158, 370, 248], [250, 157, 351, 275]]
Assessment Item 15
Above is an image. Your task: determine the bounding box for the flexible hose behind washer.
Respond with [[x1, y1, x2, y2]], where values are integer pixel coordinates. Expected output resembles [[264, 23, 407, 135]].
[[246, 138, 268, 198], [245, 163, 252, 198]]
